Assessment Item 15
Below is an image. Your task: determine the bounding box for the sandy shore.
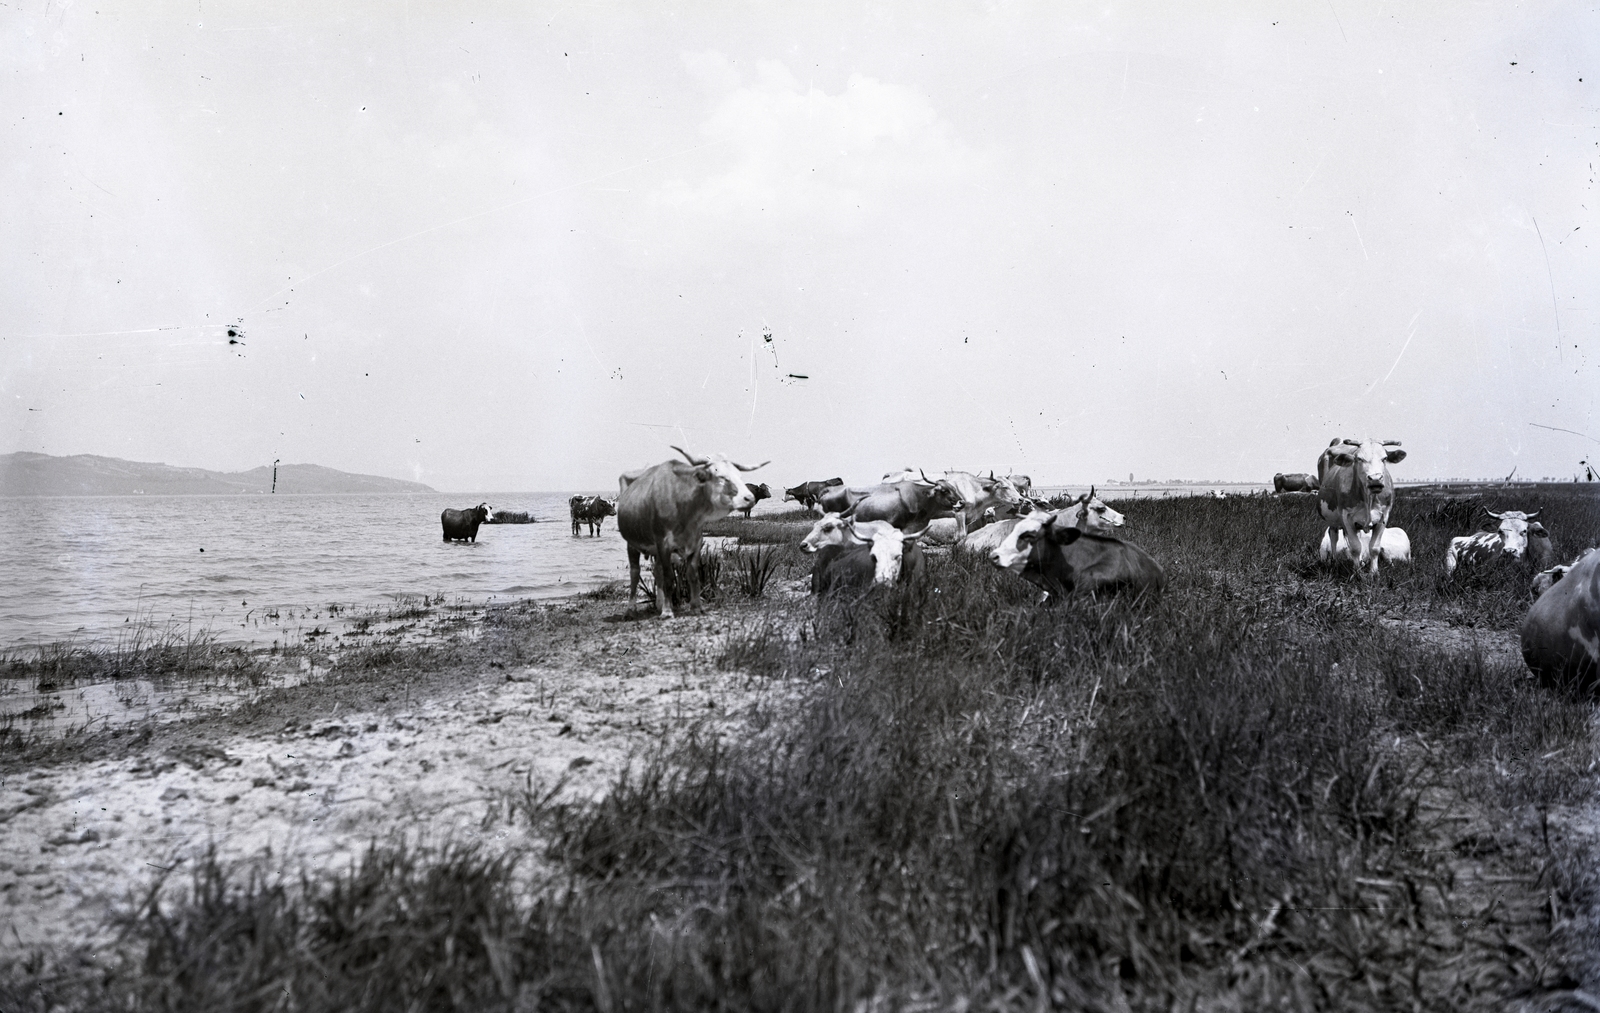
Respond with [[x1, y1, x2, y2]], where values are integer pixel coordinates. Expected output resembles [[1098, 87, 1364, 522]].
[[0, 583, 809, 956]]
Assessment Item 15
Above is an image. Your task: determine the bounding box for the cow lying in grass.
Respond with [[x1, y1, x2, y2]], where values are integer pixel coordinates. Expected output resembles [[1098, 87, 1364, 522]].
[[1319, 526, 1412, 565], [1445, 509, 1554, 575], [801, 513, 925, 593], [989, 511, 1165, 601], [1522, 546, 1600, 696]]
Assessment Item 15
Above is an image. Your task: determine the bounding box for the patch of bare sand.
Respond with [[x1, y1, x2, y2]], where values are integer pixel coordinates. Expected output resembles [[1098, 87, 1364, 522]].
[[0, 595, 799, 957]]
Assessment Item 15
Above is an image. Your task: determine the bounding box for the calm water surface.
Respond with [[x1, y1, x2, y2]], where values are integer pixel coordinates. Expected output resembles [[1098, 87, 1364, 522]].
[[1, 492, 649, 649]]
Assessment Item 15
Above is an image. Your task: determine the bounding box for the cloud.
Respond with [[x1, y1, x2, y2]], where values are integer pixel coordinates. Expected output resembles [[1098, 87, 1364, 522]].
[[656, 52, 982, 227]]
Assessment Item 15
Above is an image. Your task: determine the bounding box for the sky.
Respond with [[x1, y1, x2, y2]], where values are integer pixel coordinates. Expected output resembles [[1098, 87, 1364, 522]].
[[4, 1, 1597, 492]]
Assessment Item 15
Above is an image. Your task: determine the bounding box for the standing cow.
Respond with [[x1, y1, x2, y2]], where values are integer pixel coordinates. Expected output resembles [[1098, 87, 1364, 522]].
[[569, 496, 617, 537], [1317, 437, 1406, 575], [441, 503, 491, 543], [616, 446, 767, 618], [739, 483, 771, 519]]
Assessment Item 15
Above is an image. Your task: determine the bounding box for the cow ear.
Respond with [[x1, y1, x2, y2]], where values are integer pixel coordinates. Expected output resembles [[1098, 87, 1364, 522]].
[[693, 466, 714, 483], [1332, 453, 1355, 466], [1052, 525, 1083, 546], [1384, 448, 1406, 464], [1529, 522, 1548, 537]]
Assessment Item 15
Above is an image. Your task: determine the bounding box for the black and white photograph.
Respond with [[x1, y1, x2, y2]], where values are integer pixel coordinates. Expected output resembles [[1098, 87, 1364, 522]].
[[3, 2, 1598, 1009]]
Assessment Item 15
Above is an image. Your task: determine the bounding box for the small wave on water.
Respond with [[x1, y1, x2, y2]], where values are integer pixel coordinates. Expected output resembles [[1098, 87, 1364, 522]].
[[0, 492, 638, 649]]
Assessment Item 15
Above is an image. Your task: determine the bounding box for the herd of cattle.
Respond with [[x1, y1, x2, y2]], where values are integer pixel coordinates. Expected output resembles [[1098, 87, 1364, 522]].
[[436, 440, 1599, 693]]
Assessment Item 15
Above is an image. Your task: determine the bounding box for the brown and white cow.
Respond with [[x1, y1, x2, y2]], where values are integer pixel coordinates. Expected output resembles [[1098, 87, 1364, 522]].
[[989, 511, 1165, 601], [1521, 546, 1600, 696], [1532, 548, 1597, 599], [811, 526, 927, 593], [569, 495, 617, 537], [1317, 437, 1406, 575], [1444, 509, 1554, 575], [616, 446, 767, 617], [739, 483, 772, 519]]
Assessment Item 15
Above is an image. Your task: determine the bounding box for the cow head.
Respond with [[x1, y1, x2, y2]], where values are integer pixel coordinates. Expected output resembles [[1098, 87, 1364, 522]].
[[991, 511, 1085, 572], [1072, 487, 1125, 533], [1486, 508, 1540, 559], [594, 498, 617, 518], [1328, 438, 1405, 493], [868, 527, 924, 585], [981, 472, 1025, 509], [802, 514, 897, 553], [673, 445, 769, 511], [916, 470, 966, 514]]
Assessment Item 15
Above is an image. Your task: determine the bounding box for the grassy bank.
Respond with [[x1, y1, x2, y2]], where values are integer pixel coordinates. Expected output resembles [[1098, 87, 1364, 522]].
[[4, 488, 1597, 1011]]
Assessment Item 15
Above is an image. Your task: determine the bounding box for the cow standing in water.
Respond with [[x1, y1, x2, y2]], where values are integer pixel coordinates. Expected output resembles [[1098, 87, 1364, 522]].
[[616, 446, 767, 618], [441, 503, 492, 543], [569, 496, 617, 537], [1317, 437, 1406, 575]]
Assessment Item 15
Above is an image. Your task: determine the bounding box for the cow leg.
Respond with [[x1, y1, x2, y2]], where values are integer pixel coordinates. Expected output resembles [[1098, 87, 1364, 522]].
[[1367, 521, 1386, 575], [626, 546, 642, 614], [1341, 518, 1370, 572], [654, 552, 675, 617], [683, 546, 703, 613]]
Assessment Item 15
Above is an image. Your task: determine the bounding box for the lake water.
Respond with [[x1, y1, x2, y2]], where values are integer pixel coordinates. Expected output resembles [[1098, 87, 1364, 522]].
[[0, 492, 669, 650]]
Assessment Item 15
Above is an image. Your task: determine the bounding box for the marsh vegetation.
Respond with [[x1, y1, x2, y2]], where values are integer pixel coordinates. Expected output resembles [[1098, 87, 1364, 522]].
[[3, 485, 1597, 1011]]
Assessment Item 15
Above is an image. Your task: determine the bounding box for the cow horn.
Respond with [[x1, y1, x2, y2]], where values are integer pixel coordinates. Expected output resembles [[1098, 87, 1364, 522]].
[[1341, 438, 1360, 446], [1382, 440, 1402, 446], [671, 445, 707, 466], [1485, 508, 1503, 519], [732, 459, 769, 472], [1525, 510, 1540, 520]]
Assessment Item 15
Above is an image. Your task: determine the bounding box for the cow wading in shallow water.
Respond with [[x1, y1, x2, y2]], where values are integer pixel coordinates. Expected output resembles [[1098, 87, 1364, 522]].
[[616, 446, 767, 618], [441, 503, 492, 543]]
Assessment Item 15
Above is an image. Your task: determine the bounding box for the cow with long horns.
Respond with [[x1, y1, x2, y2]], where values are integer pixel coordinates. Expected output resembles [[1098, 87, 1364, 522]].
[[616, 446, 768, 618], [1444, 508, 1554, 575]]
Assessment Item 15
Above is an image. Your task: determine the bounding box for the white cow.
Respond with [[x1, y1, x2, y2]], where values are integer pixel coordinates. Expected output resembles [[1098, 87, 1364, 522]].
[[1319, 526, 1412, 564]]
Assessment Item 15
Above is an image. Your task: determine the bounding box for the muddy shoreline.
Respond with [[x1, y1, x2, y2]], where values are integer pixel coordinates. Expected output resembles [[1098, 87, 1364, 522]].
[[0, 583, 808, 955]]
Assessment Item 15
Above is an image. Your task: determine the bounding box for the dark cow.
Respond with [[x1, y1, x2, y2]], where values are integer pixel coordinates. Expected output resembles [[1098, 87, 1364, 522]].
[[569, 495, 617, 537], [616, 446, 768, 617], [441, 503, 491, 543], [811, 526, 926, 594], [1274, 472, 1319, 493], [740, 483, 771, 519], [783, 478, 844, 513], [1444, 509, 1554, 575], [818, 484, 869, 515], [1521, 547, 1600, 696], [846, 478, 964, 534], [990, 511, 1165, 601], [1317, 437, 1406, 575]]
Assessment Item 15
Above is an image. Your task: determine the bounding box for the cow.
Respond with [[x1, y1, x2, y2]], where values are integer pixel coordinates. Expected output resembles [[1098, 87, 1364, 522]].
[[1317, 437, 1406, 575], [739, 483, 771, 519], [569, 496, 617, 537], [783, 478, 843, 513], [1521, 546, 1600, 696], [812, 526, 926, 594], [818, 484, 869, 515], [1319, 526, 1412, 564], [616, 446, 768, 617], [989, 511, 1165, 601], [1532, 548, 1597, 599], [1007, 474, 1033, 497], [800, 513, 901, 554], [1273, 473, 1319, 493], [1444, 509, 1554, 575], [927, 471, 1024, 536], [1054, 487, 1124, 534], [846, 478, 964, 534], [441, 503, 492, 543]]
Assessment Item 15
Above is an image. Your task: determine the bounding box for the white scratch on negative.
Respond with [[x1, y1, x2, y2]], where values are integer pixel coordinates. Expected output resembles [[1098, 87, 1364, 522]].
[[1361, 309, 1422, 398]]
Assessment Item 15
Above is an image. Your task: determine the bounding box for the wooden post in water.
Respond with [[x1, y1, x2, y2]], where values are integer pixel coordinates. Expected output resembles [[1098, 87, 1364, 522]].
[[272, 459, 280, 494]]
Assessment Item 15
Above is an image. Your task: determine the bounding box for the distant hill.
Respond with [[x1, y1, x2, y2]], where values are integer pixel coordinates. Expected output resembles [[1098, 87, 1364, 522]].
[[0, 452, 436, 496]]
